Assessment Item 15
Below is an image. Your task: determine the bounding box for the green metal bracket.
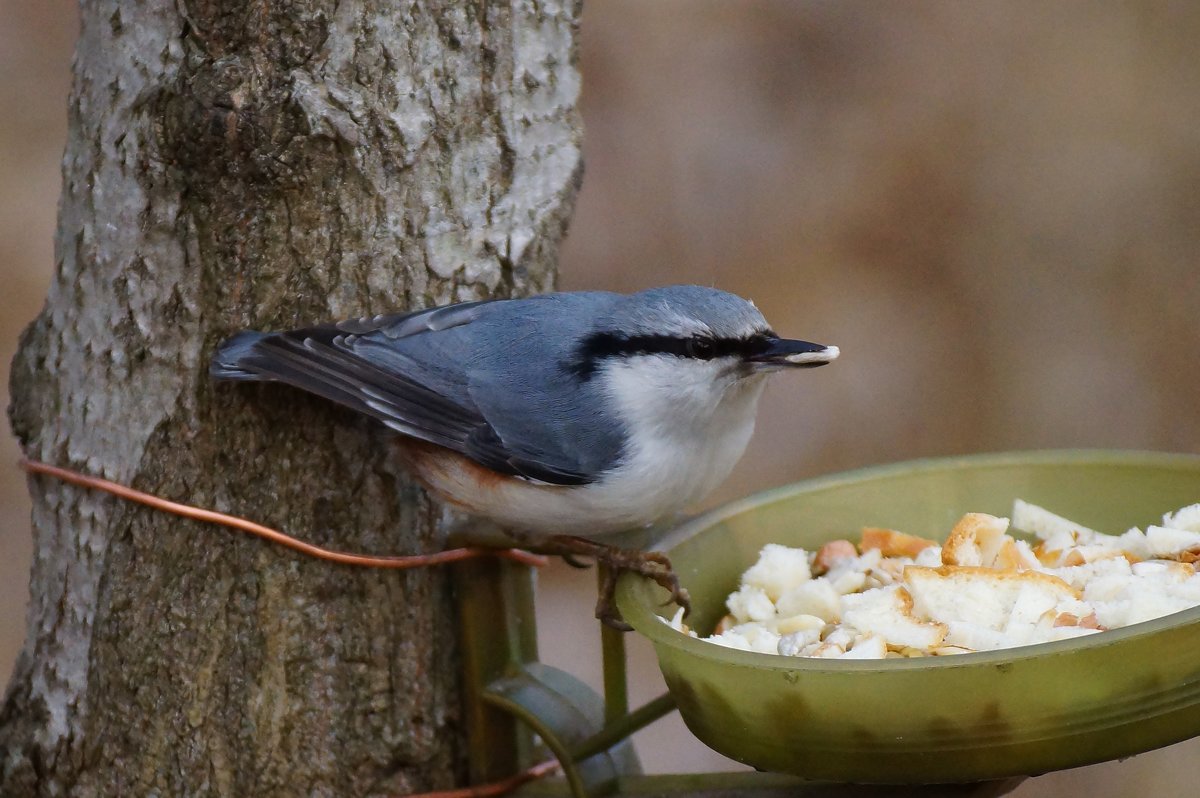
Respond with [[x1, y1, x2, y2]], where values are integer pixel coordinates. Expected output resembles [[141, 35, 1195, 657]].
[[454, 550, 541, 784], [453, 545, 675, 798], [485, 661, 641, 798]]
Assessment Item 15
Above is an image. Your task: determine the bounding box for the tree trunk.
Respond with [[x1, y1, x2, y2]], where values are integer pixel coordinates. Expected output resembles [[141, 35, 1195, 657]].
[[1, 1, 581, 795]]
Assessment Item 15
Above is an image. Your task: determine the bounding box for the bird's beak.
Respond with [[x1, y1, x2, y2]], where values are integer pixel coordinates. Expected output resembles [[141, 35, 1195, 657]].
[[746, 338, 840, 372]]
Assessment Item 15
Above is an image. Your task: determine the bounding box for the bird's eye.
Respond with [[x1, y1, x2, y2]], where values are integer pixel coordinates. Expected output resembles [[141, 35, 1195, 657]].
[[687, 338, 716, 360]]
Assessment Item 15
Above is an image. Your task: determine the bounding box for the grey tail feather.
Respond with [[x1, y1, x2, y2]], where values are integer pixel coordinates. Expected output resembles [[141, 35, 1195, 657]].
[[210, 330, 268, 380]]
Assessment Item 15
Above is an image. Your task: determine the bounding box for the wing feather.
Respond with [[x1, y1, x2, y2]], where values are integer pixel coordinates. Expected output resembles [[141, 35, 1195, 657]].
[[243, 334, 478, 452], [213, 299, 601, 486]]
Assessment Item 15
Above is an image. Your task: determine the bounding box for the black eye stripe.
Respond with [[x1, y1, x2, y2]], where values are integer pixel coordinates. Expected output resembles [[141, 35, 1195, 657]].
[[687, 338, 715, 359], [569, 331, 775, 379]]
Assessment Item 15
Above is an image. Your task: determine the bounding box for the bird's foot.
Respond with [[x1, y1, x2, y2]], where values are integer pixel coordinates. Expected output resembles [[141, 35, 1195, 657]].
[[540, 535, 691, 631]]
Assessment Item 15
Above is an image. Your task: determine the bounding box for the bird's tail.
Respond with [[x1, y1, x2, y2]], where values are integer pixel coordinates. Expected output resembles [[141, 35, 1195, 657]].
[[210, 331, 269, 380]]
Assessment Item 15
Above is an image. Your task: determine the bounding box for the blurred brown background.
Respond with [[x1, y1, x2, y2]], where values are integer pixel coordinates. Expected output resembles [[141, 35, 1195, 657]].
[[3, 2, 1198, 794]]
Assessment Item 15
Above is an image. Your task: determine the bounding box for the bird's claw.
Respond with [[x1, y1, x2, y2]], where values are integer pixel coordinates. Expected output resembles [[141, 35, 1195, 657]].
[[611, 550, 691, 618], [541, 536, 690, 630]]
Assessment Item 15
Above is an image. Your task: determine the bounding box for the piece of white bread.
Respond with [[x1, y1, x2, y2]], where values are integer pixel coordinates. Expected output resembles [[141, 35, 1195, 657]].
[[840, 585, 947, 650], [740, 543, 812, 601], [824, 548, 883, 595], [859, 527, 938, 559], [1012, 499, 1101, 543], [904, 565, 1079, 630], [1086, 560, 1200, 628], [767, 613, 826, 638], [941, 513, 1040, 570], [661, 606, 697, 637], [1163, 504, 1200, 532], [707, 621, 781, 655], [942, 513, 1009, 567], [1053, 556, 1133, 593], [839, 633, 888, 659], [1091, 585, 1197, 629], [776, 578, 842, 622], [726, 584, 777, 623], [1143, 525, 1200, 558]]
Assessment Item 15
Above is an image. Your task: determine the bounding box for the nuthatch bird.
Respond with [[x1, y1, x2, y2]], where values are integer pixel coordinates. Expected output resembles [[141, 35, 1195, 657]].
[[211, 285, 838, 627]]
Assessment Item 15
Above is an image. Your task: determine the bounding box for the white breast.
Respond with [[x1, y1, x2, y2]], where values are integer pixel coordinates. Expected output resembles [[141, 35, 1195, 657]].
[[586, 356, 768, 526]]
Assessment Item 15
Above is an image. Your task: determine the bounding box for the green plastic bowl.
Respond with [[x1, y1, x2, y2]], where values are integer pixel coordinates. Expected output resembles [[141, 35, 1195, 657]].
[[616, 450, 1200, 784]]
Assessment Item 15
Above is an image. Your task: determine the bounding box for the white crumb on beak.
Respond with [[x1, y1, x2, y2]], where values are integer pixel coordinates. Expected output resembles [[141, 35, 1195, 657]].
[[783, 345, 839, 365]]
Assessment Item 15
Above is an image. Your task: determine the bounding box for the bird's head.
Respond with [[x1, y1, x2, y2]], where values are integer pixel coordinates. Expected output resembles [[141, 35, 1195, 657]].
[[573, 283, 836, 382], [567, 285, 838, 430]]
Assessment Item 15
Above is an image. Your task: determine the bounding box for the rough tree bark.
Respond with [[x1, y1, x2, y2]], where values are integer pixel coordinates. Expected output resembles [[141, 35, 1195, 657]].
[[1, 1, 581, 795]]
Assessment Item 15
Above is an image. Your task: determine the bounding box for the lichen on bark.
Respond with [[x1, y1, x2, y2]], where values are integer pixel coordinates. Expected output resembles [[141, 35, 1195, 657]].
[[2, 1, 582, 795]]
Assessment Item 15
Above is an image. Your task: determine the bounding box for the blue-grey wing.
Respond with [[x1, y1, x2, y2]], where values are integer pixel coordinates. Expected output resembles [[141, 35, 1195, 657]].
[[331, 300, 494, 337], [211, 296, 622, 486], [458, 295, 628, 485]]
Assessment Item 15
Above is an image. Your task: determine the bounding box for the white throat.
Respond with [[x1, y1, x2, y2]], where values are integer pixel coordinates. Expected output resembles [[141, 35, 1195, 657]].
[[597, 356, 769, 516]]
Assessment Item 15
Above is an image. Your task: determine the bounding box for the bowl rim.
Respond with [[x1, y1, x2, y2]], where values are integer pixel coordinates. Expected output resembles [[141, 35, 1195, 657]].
[[620, 448, 1200, 672]]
